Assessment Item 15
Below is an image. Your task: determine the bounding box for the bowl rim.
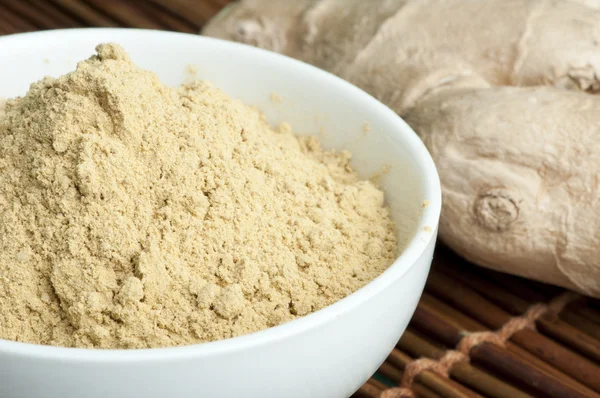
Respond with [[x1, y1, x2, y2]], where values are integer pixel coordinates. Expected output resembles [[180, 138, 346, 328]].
[[0, 28, 442, 361]]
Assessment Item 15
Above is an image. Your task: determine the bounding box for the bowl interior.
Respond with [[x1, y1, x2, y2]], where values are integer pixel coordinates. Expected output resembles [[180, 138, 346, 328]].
[[0, 29, 441, 356]]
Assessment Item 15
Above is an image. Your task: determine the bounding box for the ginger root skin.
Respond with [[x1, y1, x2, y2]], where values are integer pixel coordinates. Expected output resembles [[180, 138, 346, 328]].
[[204, 0, 600, 297], [204, 0, 600, 111], [404, 87, 600, 296]]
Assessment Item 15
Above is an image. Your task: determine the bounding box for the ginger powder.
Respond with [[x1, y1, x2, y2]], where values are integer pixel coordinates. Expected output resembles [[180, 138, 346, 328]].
[[0, 44, 397, 349]]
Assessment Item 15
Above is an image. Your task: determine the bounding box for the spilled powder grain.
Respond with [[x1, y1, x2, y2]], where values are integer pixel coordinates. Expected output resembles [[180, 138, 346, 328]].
[[0, 44, 397, 349]]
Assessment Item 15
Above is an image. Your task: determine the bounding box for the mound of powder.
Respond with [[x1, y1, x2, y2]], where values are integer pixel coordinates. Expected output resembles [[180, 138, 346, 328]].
[[0, 44, 397, 349]]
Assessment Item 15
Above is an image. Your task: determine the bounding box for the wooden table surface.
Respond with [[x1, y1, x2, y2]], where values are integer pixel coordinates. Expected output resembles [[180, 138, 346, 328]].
[[1, 2, 600, 398]]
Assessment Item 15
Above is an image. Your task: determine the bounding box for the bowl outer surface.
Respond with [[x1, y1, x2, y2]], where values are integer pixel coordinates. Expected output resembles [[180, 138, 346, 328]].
[[0, 29, 441, 398]]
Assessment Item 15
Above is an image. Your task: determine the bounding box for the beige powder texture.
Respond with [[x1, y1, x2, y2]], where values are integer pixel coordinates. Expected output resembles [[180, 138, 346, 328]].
[[0, 44, 397, 349]]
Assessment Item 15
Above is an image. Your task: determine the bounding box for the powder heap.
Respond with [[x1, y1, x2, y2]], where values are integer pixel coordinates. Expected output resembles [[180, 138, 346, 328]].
[[0, 44, 397, 349]]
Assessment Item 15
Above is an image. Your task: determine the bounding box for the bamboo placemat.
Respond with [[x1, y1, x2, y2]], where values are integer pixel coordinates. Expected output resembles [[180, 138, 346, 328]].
[[1, 1, 599, 397]]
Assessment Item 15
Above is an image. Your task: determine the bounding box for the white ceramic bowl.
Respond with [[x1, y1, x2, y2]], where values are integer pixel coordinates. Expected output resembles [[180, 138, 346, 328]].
[[0, 29, 441, 398]]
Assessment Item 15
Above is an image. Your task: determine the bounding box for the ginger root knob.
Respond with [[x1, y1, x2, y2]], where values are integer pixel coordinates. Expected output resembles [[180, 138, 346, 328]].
[[473, 189, 519, 232]]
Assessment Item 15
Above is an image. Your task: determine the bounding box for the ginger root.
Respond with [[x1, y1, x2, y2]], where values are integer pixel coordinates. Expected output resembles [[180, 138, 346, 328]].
[[404, 87, 600, 295], [204, 0, 600, 297]]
